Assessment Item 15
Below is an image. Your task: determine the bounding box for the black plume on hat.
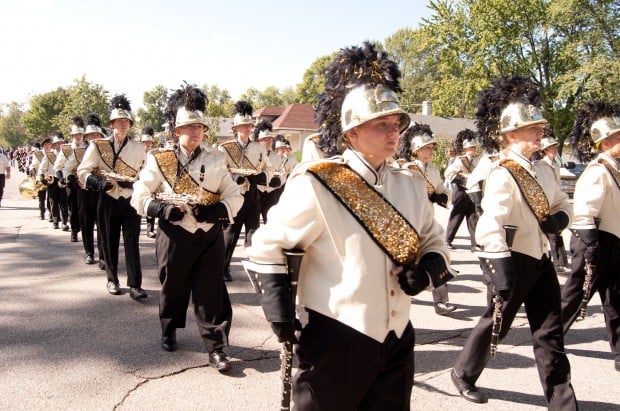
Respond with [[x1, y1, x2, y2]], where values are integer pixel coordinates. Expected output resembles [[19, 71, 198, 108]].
[[252, 119, 273, 141], [475, 75, 541, 153], [164, 82, 208, 131], [315, 41, 403, 157], [71, 115, 84, 128], [109, 94, 132, 112], [570, 100, 620, 162], [85, 113, 102, 128], [52, 130, 64, 140], [233, 100, 253, 117], [141, 126, 155, 136], [455, 128, 476, 154], [397, 122, 433, 160]]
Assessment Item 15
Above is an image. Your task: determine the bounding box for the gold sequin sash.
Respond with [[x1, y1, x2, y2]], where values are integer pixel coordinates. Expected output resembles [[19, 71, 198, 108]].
[[307, 162, 420, 266], [407, 163, 435, 197], [34, 151, 43, 162], [45, 151, 57, 164], [220, 141, 258, 171], [598, 158, 620, 189], [500, 159, 550, 222], [61, 144, 72, 159], [74, 147, 86, 164], [153, 150, 220, 206], [460, 156, 473, 173], [92, 140, 138, 178]]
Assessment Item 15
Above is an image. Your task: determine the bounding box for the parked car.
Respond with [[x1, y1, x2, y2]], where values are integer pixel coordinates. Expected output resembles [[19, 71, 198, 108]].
[[560, 161, 586, 199]]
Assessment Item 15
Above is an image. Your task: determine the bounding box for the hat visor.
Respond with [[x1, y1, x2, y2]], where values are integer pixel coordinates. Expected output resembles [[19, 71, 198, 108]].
[[501, 119, 548, 134], [174, 119, 210, 131], [341, 109, 410, 135]]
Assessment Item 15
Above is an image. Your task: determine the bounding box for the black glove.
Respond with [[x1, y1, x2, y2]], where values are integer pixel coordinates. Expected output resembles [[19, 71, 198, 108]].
[[540, 212, 569, 235], [146, 199, 184, 222], [452, 174, 467, 187], [247, 172, 267, 186], [86, 175, 112, 192], [28, 169, 36, 177], [270, 320, 301, 344], [235, 175, 247, 185], [191, 202, 229, 223], [67, 174, 76, 184], [479, 256, 517, 297], [268, 176, 282, 188], [467, 190, 483, 214], [39, 175, 48, 186], [398, 252, 452, 296], [429, 192, 448, 208], [117, 180, 134, 189]]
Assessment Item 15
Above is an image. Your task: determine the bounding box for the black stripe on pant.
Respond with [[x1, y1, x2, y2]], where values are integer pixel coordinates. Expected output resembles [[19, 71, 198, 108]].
[[453, 252, 577, 410], [67, 181, 80, 233], [222, 184, 260, 274], [293, 309, 415, 411], [445, 187, 478, 247], [78, 188, 98, 257], [156, 220, 232, 352]]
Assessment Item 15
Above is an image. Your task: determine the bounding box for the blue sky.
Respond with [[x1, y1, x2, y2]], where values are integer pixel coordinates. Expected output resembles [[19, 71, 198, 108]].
[[0, 0, 433, 109]]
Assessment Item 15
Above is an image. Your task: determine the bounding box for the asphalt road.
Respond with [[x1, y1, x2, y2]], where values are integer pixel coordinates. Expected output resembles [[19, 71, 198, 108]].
[[1, 170, 618, 410]]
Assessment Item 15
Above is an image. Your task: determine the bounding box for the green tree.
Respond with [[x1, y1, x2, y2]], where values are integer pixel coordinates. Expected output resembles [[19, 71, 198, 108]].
[[295, 54, 333, 104], [136, 85, 168, 131], [203, 84, 233, 117], [57, 76, 109, 135], [22, 88, 68, 140], [0, 103, 27, 147]]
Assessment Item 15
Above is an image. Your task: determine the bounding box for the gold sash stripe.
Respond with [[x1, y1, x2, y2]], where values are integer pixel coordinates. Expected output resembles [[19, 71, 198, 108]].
[[307, 162, 420, 266], [92, 140, 138, 178], [61, 144, 72, 159], [460, 156, 473, 173], [34, 151, 43, 162], [45, 151, 57, 164], [500, 159, 550, 222], [153, 150, 220, 206], [598, 158, 620, 189], [407, 163, 435, 197], [74, 147, 86, 164], [220, 141, 257, 171]]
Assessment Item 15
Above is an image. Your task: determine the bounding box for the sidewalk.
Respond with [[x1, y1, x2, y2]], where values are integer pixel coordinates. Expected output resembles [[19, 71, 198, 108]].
[[0, 171, 618, 410]]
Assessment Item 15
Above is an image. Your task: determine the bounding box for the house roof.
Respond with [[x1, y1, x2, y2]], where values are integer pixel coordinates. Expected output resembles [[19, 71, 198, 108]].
[[254, 106, 285, 118], [408, 114, 476, 139], [272, 104, 318, 131]]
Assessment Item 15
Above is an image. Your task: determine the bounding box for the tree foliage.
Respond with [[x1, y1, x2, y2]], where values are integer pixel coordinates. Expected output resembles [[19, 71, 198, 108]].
[[0, 103, 27, 147], [57, 76, 109, 135], [295, 54, 333, 104], [136, 85, 168, 131], [22, 88, 68, 140]]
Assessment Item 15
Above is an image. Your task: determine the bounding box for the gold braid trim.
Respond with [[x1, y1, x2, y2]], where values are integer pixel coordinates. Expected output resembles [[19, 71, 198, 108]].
[[500, 159, 550, 221], [74, 147, 86, 164], [45, 151, 57, 164], [92, 140, 138, 178], [153, 150, 220, 206], [460, 155, 473, 173], [220, 141, 258, 171], [61, 144, 72, 159], [34, 151, 43, 162], [407, 163, 435, 197], [598, 158, 620, 189], [308, 162, 420, 265]]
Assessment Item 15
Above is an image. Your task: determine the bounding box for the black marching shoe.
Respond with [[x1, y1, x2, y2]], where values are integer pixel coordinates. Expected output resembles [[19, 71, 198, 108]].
[[106, 281, 121, 295], [435, 302, 457, 315], [161, 330, 177, 352], [223, 270, 232, 282], [62, 224, 70, 232], [53, 223, 59, 229], [146, 231, 156, 239], [129, 287, 147, 300], [208, 350, 231, 372], [40, 214, 45, 220], [98, 260, 106, 270], [84, 254, 95, 265], [451, 369, 487, 404], [70, 232, 78, 242], [615, 356, 620, 372], [446, 242, 456, 250]]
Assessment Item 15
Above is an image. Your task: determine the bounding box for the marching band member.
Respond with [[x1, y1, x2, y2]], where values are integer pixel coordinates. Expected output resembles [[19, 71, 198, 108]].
[[131, 84, 242, 370], [255, 121, 284, 223], [451, 76, 577, 409], [245, 42, 452, 410], [561, 100, 620, 373], [444, 129, 480, 251], [140, 126, 157, 238], [271, 136, 296, 204], [397, 123, 456, 316], [55, 116, 88, 242], [0, 148, 9, 207], [219, 101, 274, 282], [29, 140, 50, 220], [77, 95, 147, 300], [40, 133, 69, 230]]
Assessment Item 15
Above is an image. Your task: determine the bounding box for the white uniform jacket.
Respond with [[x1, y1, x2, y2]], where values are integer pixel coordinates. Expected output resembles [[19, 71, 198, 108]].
[[466, 152, 503, 193], [131, 147, 243, 234], [571, 153, 620, 239], [246, 149, 450, 343], [219, 138, 274, 195], [257, 151, 286, 193], [300, 133, 325, 163], [38, 149, 60, 178], [536, 155, 561, 185], [444, 154, 478, 186], [401, 159, 450, 200], [29, 150, 45, 176], [77, 137, 146, 200], [54, 141, 88, 177], [476, 150, 572, 260]]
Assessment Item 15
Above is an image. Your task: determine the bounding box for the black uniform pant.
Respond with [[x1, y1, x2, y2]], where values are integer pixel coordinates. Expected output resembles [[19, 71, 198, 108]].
[[98, 194, 142, 287], [562, 230, 620, 357], [549, 233, 569, 268], [67, 180, 80, 234], [78, 188, 102, 258], [146, 216, 156, 233], [445, 187, 478, 247], [157, 220, 232, 352], [453, 252, 577, 410], [258, 188, 279, 223], [48, 182, 68, 226], [37, 188, 47, 218], [294, 310, 415, 411], [222, 184, 260, 274], [0, 174, 5, 204]]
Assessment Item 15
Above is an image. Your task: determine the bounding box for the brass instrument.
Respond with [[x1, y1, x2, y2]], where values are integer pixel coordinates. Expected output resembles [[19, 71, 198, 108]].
[[45, 175, 55, 184], [154, 192, 200, 207], [228, 167, 258, 177], [98, 170, 137, 183], [18, 177, 46, 199]]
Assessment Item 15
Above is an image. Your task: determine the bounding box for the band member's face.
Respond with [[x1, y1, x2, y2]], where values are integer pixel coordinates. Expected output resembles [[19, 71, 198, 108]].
[[84, 133, 101, 141], [143, 141, 153, 151], [464, 146, 477, 157], [259, 138, 273, 151], [52, 142, 62, 151], [544, 144, 558, 159], [176, 123, 204, 152], [603, 131, 620, 158], [111, 118, 131, 136], [416, 143, 435, 163], [234, 123, 252, 140], [347, 114, 401, 169], [73, 133, 84, 144], [508, 124, 544, 157], [43, 142, 52, 151]]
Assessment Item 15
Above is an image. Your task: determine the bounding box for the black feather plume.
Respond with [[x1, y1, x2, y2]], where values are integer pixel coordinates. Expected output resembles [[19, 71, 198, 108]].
[[141, 126, 155, 136], [397, 122, 433, 160], [233, 100, 253, 117], [455, 128, 476, 154], [252, 119, 273, 141], [164, 82, 208, 131], [109, 94, 132, 112], [85, 113, 102, 128], [315, 41, 403, 156], [71, 115, 84, 128], [570, 100, 620, 162]]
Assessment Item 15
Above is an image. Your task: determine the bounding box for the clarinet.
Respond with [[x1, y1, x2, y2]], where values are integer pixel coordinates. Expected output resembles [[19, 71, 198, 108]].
[[575, 217, 601, 320], [490, 225, 518, 358], [280, 249, 304, 411]]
